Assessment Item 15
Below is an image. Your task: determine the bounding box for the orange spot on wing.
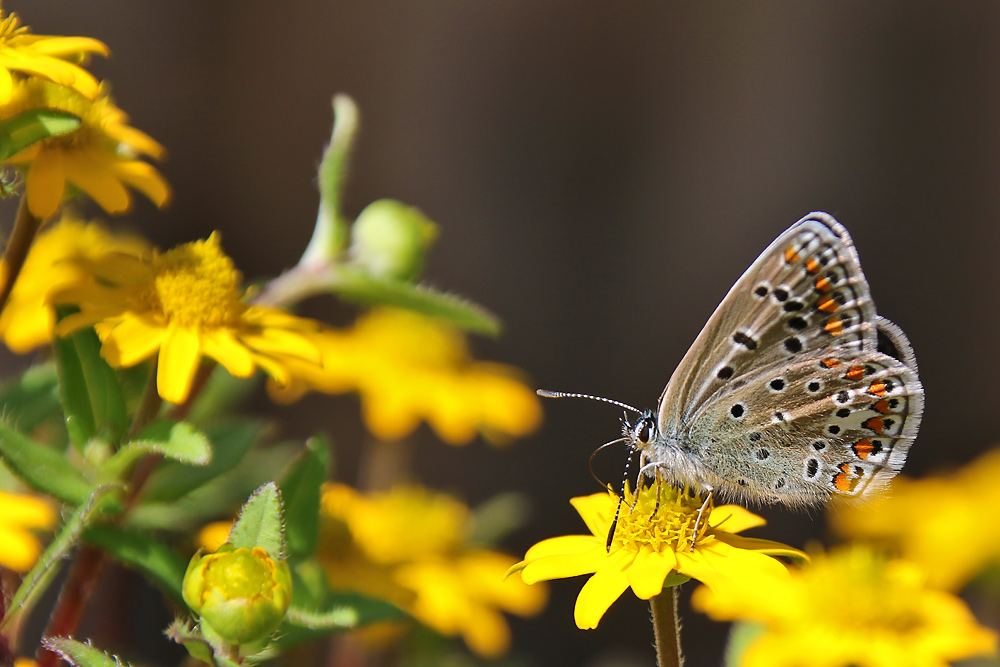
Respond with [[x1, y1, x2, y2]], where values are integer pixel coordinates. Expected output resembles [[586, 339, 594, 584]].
[[872, 400, 892, 414], [867, 381, 887, 397], [816, 295, 839, 312], [822, 358, 842, 368], [806, 258, 821, 274], [815, 276, 833, 292], [784, 246, 800, 263], [824, 318, 843, 335], [833, 472, 851, 492], [845, 365, 866, 381], [863, 417, 885, 434], [852, 438, 873, 459]]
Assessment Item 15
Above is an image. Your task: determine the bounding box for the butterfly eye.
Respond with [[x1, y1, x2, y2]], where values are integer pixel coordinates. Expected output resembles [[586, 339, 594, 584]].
[[635, 419, 654, 444]]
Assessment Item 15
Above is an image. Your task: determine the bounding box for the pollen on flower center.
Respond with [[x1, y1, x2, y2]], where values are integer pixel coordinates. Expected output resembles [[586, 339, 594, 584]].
[[613, 484, 711, 552], [142, 234, 245, 329]]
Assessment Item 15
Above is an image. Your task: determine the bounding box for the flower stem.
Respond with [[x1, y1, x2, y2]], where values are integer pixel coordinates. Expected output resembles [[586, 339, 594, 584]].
[[650, 586, 684, 667], [37, 545, 105, 667], [0, 196, 43, 313]]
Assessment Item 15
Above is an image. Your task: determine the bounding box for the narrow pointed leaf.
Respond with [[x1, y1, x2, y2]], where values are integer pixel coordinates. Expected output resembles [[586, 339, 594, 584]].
[[42, 637, 131, 667], [2, 485, 121, 633], [278, 435, 329, 559], [0, 420, 93, 504], [228, 482, 284, 557], [276, 592, 405, 646], [102, 421, 212, 480], [52, 326, 95, 449], [83, 525, 187, 604], [331, 266, 501, 335], [0, 109, 81, 161]]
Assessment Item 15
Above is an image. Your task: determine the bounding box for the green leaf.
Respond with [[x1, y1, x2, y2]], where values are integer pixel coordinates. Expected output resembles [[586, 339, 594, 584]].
[[53, 308, 128, 448], [83, 525, 188, 604], [2, 485, 121, 633], [301, 95, 359, 265], [0, 362, 62, 434], [228, 482, 284, 557], [165, 620, 216, 665], [0, 109, 81, 161], [42, 637, 132, 667], [185, 367, 261, 426], [102, 421, 212, 480], [278, 435, 329, 559], [141, 419, 264, 503], [331, 266, 501, 335], [0, 419, 93, 505]]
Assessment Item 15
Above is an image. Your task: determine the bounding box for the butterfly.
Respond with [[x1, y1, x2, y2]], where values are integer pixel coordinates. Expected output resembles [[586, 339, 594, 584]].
[[544, 212, 924, 526]]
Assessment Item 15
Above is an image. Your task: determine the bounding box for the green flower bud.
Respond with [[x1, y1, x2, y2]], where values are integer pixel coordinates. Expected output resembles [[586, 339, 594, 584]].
[[350, 199, 438, 281], [182, 545, 292, 646]]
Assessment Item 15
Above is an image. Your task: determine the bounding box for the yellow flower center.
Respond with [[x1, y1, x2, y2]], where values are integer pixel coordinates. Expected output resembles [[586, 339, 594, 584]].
[[142, 234, 245, 329], [202, 547, 278, 602], [612, 484, 711, 552]]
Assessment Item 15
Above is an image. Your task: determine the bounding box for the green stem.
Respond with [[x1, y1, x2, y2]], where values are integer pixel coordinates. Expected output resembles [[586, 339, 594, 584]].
[[650, 586, 683, 667], [0, 196, 43, 313]]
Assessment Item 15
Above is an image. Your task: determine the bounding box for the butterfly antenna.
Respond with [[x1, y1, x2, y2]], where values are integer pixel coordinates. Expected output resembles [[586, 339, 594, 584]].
[[537, 390, 642, 414], [606, 445, 637, 551], [588, 436, 629, 488]]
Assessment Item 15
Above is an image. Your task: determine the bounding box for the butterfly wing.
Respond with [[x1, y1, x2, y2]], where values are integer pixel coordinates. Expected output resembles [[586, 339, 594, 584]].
[[655, 212, 923, 504]]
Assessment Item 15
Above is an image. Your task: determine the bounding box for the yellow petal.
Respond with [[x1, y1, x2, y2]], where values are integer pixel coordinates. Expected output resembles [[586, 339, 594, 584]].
[[712, 533, 808, 562], [675, 539, 789, 592], [201, 330, 255, 378], [709, 504, 767, 534], [24, 35, 109, 58], [569, 492, 615, 539], [626, 547, 677, 599], [573, 547, 634, 629], [62, 152, 131, 214], [112, 159, 171, 207], [240, 328, 322, 363], [102, 315, 167, 366], [25, 148, 66, 219], [524, 534, 601, 561], [0, 491, 56, 528], [519, 546, 607, 584], [0, 66, 12, 104], [156, 324, 202, 403]]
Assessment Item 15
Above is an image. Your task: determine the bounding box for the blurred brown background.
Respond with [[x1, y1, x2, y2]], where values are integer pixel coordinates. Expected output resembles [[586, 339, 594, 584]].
[[16, 2, 1000, 665]]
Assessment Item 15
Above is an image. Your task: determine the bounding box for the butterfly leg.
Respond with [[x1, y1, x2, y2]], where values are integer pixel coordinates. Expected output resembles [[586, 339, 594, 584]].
[[647, 473, 663, 522], [689, 487, 714, 552]]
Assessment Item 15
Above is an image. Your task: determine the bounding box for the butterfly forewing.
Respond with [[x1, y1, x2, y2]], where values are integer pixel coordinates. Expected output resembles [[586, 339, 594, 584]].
[[654, 212, 923, 504]]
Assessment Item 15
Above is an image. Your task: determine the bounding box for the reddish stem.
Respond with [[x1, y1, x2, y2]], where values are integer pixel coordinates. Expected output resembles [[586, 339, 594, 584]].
[[36, 546, 105, 667]]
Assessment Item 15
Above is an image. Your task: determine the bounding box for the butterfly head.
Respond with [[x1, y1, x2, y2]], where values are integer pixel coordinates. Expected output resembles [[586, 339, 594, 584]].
[[625, 410, 658, 452]]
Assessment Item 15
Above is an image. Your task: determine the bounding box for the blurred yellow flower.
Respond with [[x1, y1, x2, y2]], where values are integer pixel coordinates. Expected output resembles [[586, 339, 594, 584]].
[[54, 233, 337, 404], [830, 445, 1000, 591], [196, 521, 232, 553], [692, 544, 997, 667], [318, 483, 546, 658], [270, 308, 542, 446], [0, 10, 107, 103], [0, 215, 149, 353], [1, 79, 169, 219], [0, 489, 57, 573], [507, 484, 805, 630]]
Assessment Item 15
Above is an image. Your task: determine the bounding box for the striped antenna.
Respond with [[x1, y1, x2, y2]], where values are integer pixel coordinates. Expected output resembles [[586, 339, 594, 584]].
[[536, 389, 641, 415]]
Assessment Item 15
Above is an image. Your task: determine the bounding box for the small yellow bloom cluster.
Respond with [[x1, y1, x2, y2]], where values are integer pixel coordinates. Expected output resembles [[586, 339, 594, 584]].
[[509, 484, 805, 630], [271, 308, 543, 445], [692, 545, 997, 667], [316, 483, 546, 658], [0, 8, 168, 218]]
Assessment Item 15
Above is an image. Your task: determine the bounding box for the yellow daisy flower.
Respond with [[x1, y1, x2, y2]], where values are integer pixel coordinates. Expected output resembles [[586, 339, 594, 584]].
[[830, 445, 1000, 592], [1, 78, 169, 219], [0, 10, 107, 103], [507, 484, 805, 630], [318, 483, 547, 658], [269, 308, 542, 446], [692, 544, 998, 667], [54, 233, 336, 404], [0, 215, 149, 353], [0, 489, 57, 573]]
